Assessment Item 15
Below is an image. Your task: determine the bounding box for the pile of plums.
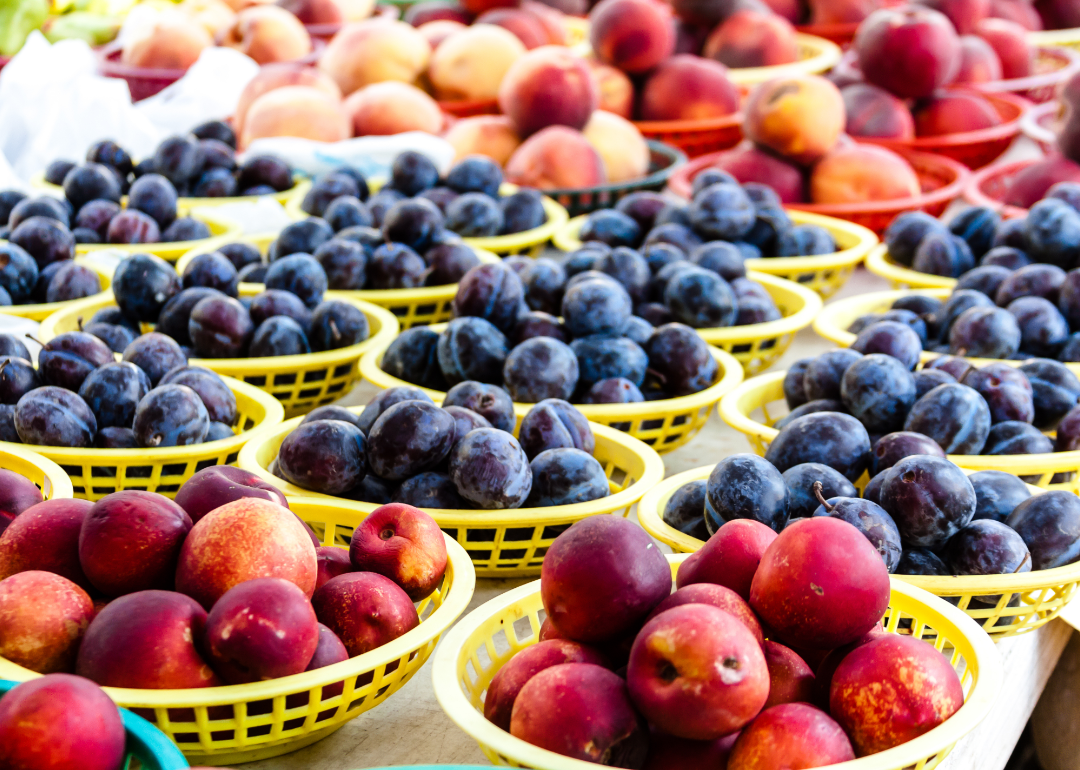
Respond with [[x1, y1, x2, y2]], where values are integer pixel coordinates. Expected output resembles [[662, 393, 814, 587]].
[[381, 261, 720, 404], [0, 199, 102, 307], [44, 121, 294, 201], [487, 514, 964, 768], [273, 386, 610, 511], [0, 328, 239, 450], [296, 151, 548, 249], [0, 469, 448, 696]]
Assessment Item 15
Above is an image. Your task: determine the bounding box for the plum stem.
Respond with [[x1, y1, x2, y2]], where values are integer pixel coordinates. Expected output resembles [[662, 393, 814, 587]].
[[812, 481, 835, 512], [1014, 553, 1031, 574], [646, 367, 666, 385], [329, 319, 341, 343], [24, 334, 44, 348], [76, 316, 84, 332]]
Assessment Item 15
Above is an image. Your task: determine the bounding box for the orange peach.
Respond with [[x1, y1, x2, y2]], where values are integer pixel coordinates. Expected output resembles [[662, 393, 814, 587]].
[[808, 0, 881, 23], [234, 62, 342, 136], [505, 125, 608, 189], [810, 144, 921, 204], [121, 12, 213, 69], [589, 0, 675, 74], [916, 0, 991, 34], [676, 518, 778, 600], [989, 0, 1043, 29], [645, 582, 765, 646], [498, 45, 599, 136], [587, 61, 634, 119], [0, 571, 93, 673], [240, 85, 351, 148], [278, 0, 376, 23], [174, 497, 318, 609], [521, 1, 569, 45], [639, 54, 740, 121], [311, 572, 419, 656], [444, 115, 522, 164], [417, 19, 467, 48], [476, 8, 551, 48], [319, 18, 432, 96], [744, 75, 845, 165], [349, 503, 447, 601], [975, 17, 1034, 78], [219, 5, 312, 64], [0, 499, 92, 588], [704, 8, 800, 69], [912, 91, 1003, 136], [728, 703, 855, 770], [428, 24, 527, 100], [181, 0, 238, 37], [583, 110, 650, 183], [842, 83, 916, 140], [954, 34, 1004, 82], [345, 81, 444, 135], [854, 6, 961, 99]]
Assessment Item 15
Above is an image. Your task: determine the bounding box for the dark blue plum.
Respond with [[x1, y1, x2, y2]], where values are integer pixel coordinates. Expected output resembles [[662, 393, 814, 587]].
[[444, 381, 515, 432], [0, 356, 40, 405], [904, 382, 991, 454], [583, 377, 645, 404], [782, 462, 857, 520], [275, 218, 334, 258], [840, 353, 917, 433], [127, 174, 178, 229], [775, 224, 836, 257], [970, 470, 1031, 523], [264, 254, 327, 309], [521, 258, 567, 315], [949, 206, 1000, 259], [38, 332, 114, 391], [995, 263, 1067, 306], [982, 421, 1053, 455], [309, 300, 368, 351], [453, 263, 525, 333], [773, 400, 845, 431], [663, 267, 736, 329], [445, 193, 503, 237], [561, 277, 632, 338], [955, 265, 1012, 299], [313, 239, 367, 290], [662, 479, 709, 541], [811, 490, 902, 571], [912, 233, 974, 278], [644, 323, 718, 396], [382, 198, 445, 253], [1018, 359, 1080, 428], [132, 384, 209, 447], [981, 245, 1029, 270], [503, 337, 579, 402], [517, 399, 593, 460], [382, 327, 448, 390], [525, 448, 609, 507], [438, 317, 509, 385], [896, 547, 950, 576], [960, 362, 1034, 424], [14, 386, 97, 447], [277, 419, 367, 495], [249, 317, 310, 357], [689, 183, 755, 241], [448, 428, 532, 509], [366, 400, 456, 481], [499, 189, 546, 235], [1007, 491, 1080, 569], [77, 361, 151, 429], [158, 366, 236, 424], [884, 211, 948, 267], [578, 210, 641, 248], [393, 472, 467, 509], [570, 335, 647, 390], [878, 455, 977, 549], [0, 243, 39, 303], [704, 454, 788, 533], [181, 251, 239, 297], [390, 151, 439, 196], [445, 156, 502, 198], [112, 253, 181, 322], [356, 385, 434, 434], [852, 321, 922, 370], [783, 358, 812, 409], [301, 172, 361, 217], [1025, 198, 1080, 269], [764, 411, 871, 482], [803, 349, 863, 401], [689, 241, 745, 281]]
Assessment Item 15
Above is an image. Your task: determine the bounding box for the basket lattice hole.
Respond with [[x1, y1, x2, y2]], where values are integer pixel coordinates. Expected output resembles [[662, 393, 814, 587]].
[[541, 525, 569, 540], [490, 629, 511, 658], [512, 616, 535, 643], [504, 527, 534, 542], [246, 375, 267, 386], [470, 528, 497, 543], [465, 658, 480, 686], [501, 549, 527, 560]]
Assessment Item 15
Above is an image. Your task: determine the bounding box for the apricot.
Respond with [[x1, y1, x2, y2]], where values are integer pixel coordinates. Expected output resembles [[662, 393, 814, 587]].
[[0, 675, 125, 770], [240, 85, 351, 149], [311, 572, 419, 656], [913, 91, 1003, 136], [744, 75, 845, 166], [762, 641, 815, 709], [708, 143, 807, 204], [345, 81, 444, 136], [583, 110, 650, 184], [76, 590, 222, 688], [219, 5, 312, 64], [727, 703, 855, 770], [205, 577, 320, 684], [350, 503, 447, 601], [175, 497, 317, 609], [0, 470, 43, 534], [703, 9, 800, 69], [316, 545, 353, 589], [855, 6, 962, 98], [643, 731, 740, 770], [954, 34, 1005, 83], [975, 17, 1034, 78], [831, 635, 964, 756], [1004, 156, 1080, 207], [810, 144, 921, 204], [428, 24, 527, 101], [916, 0, 990, 33], [749, 517, 891, 650], [121, 12, 213, 70], [627, 604, 770, 740], [676, 518, 778, 600], [497, 45, 599, 136], [485, 639, 607, 730], [842, 83, 916, 140], [476, 8, 551, 48], [541, 516, 670, 643], [79, 491, 193, 597], [589, 0, 674, 74], [417, 19, 467, 48], [587, 60, 635, 119], [444, 115, 522, 165], [505, 126, 608, 189], [0, 498, 91, 587], [645, 582, 765, 646], [0, 571, 93, 673], [319, 18, 432, 96], [639, 54, 740, 121], [511, 663, 648, 765], [234, 62, 342, 138]]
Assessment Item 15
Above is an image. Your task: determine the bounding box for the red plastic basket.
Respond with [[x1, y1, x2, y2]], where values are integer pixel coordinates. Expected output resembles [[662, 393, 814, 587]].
[[667, 146, 970, 235], [97, 42, 187, 102], [1020, 100, 1060, 154], [962, 157, 1037, 219], [861, 91, 1031, 169], [633, 112, 743, 158], [973, 46, 1080, 105], [794, 21, 859, 47], [438, 97, 501, 118]]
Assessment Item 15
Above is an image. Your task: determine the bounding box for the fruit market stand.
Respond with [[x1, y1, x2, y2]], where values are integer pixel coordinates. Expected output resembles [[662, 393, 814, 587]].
[[240, 269, 1080, 770]]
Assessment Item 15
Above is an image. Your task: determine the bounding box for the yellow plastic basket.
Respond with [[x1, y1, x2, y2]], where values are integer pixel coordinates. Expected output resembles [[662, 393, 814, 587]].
[[238, 413, 664, 577], [0, 374, 283, 500], [0, 444, 74, 501], [0, 497, 476, 766], [0, 257, 112, 322], [638, 464, 1080, 638], [73, 210, 242, 263], [285, 183, 570, 258], [1028, 28, 1080, 52], [552, 209, 879, 300], [38, 291, 399, 419], [360, 329, 743, 453], [864, 244, 959, 291], [176, 241, 502, 330], [431, 553, 1002, 770]]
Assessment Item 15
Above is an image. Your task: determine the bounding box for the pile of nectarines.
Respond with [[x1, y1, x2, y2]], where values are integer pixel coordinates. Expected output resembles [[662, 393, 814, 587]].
[[488, 515, 964, 768], [0, 469, 446, 694]]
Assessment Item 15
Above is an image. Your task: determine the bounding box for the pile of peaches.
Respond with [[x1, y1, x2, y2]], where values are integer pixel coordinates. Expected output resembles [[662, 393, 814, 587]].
[[0, 465, 446, 692], [489, 514, 964, 768]]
